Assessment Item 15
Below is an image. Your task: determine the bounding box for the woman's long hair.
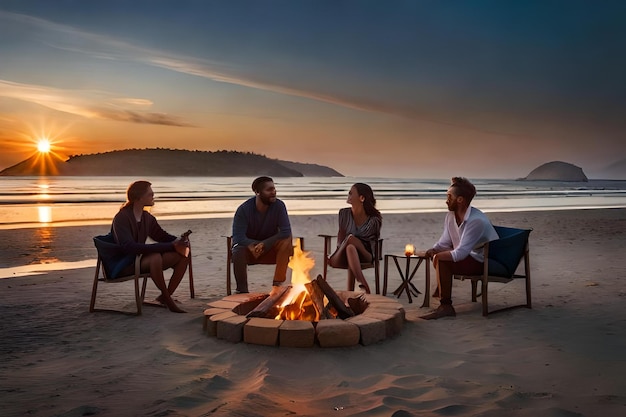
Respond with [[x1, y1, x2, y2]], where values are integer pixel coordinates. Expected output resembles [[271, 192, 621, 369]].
[[353, 182, 382, 220], [121, 180, 151, 209]]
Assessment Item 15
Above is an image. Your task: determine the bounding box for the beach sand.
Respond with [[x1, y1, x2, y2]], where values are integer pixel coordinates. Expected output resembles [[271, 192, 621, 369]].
[[1, 209, 625, 416]]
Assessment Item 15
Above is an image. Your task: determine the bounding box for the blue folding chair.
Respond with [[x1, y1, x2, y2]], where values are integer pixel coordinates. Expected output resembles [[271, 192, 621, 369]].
[[455, 226, 532, 316]]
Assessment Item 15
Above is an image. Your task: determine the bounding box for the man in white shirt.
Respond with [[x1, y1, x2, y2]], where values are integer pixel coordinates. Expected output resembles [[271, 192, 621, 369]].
[[421, 177, 498, 319]]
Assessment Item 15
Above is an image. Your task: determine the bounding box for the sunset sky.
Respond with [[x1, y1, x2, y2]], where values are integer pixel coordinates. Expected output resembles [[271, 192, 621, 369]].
[[0, 1, 624, 178]]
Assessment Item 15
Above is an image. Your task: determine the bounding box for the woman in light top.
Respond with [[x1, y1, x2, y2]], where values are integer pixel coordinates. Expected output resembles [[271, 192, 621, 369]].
[[328, 183, 382, 293]]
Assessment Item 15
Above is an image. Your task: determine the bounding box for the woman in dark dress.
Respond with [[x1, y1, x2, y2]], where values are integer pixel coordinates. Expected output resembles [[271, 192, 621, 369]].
[[111, 180, 189, 313]]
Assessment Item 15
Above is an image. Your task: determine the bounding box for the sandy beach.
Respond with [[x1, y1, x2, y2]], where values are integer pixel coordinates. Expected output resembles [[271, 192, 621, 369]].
[[1, 209, 625, 417]]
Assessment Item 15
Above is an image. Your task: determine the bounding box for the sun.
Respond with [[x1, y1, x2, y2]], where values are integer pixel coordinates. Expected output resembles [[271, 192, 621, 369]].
[[37, 138, 51, 153]]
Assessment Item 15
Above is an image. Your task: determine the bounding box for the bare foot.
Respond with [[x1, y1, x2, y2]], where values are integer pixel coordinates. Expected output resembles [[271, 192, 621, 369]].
[[167, 303, 187, 313], [157, 294, 187, 313]]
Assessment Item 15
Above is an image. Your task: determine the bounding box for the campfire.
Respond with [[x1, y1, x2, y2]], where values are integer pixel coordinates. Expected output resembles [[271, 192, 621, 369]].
[[204, 239, 405, 347], [245, 239, 368, 321]]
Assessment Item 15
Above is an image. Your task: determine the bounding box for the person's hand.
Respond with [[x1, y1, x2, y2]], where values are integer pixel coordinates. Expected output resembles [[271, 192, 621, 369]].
[[173, 238, 190, 257], [425, 248, 435, 258], [248, 242, 265, 259]]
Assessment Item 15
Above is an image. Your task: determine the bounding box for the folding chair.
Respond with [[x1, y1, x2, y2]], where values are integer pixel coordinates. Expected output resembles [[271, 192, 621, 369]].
[[454, 226, 532, 316], [224, 236, 304, 295], [319, 234, 384, 294], [90, 233, 194, 315]]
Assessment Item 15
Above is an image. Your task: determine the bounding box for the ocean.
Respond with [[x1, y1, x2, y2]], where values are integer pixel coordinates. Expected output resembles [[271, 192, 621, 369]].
[[1, 176, 626, 230]]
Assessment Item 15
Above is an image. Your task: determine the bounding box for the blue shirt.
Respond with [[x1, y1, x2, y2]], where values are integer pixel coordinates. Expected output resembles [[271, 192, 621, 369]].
[[232, 197, 292, 249]]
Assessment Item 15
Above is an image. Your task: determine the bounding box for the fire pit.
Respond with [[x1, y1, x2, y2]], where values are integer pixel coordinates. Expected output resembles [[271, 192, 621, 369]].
[[203, 242, 405, 347]]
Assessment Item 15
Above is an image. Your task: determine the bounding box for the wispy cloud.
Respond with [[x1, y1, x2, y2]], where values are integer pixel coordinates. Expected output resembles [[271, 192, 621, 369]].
[[0, 11, 538, 137], [0, 10, 432, 122], [0, 79, 193, 127]]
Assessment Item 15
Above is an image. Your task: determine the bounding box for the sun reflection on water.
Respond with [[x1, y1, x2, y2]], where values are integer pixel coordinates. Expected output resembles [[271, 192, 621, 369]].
[[38, 206, 52, 223]]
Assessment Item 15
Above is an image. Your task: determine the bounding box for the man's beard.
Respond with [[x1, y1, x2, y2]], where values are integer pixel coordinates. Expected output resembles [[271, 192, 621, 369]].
[[259, 195, 275, 205]]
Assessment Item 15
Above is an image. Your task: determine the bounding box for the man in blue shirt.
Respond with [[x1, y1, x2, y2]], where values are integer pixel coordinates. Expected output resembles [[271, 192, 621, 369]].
[[421, 177, 498, 319], [231, 176, 293, 293]]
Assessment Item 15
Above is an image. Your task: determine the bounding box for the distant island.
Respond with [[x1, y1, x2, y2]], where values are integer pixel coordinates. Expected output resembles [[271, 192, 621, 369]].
[[521, 161, 588, 182], [0, 148, 344, 177]]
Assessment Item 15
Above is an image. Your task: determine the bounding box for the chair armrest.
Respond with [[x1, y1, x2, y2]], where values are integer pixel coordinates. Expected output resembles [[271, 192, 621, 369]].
[[374, 238, 384, 261], [318, 234, 334, 257]]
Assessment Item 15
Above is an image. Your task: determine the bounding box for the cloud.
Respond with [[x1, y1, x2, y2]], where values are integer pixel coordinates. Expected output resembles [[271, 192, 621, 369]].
[[2, 9, 621, 142], [91, 107, 193, 127], [0, 79, 193, 127], [0, 10, 497, 132]]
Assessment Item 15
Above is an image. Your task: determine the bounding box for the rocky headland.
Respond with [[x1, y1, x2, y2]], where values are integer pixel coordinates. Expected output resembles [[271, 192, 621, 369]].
[[0, 149, 343, 177]]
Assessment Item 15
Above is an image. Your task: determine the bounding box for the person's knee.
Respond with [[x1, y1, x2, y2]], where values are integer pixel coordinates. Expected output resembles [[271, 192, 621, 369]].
[[162, 252, 185, 269], [177, 254, 189, 268], [275, 237, 294, 256], [232, 247, 248, 265], [345, 244, 358, 257], [147, 253, 163, 267], [232, 245, 246, 257], [328, 257, 342, 268]]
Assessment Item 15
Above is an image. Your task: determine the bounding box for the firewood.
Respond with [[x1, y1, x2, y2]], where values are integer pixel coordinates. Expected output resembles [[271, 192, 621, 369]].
[[315, 274, 355, 319], [246, 286, 291, 318], [305, 279, 326, 321]]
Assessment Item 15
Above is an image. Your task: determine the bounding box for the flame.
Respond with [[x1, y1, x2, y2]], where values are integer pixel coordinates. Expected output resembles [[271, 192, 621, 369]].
[[288, 238, 314, 285], [405, 244, 415, 256], [274, 238, 321, 321]]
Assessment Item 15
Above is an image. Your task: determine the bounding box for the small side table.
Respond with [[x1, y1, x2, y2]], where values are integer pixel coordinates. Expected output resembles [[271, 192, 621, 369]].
[[383, 253, 431, 307]]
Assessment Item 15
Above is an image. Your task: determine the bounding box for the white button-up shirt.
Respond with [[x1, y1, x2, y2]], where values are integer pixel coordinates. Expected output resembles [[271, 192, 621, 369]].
[[433, 206, 499, 262]]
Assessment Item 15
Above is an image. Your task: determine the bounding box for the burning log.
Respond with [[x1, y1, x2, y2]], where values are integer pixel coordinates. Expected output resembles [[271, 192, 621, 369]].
[[277, 290, 316, 321], [305, 279, 327, 320], [315, 274, 355, 319], [246, 286, 291, 318]]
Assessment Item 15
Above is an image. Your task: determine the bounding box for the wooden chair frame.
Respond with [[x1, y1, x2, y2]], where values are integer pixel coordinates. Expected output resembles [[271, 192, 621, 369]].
[[455, 227, 532, 316], [90, 254, 150, 315], [90, 243, 194, 316], [224, 236, 304, 295], [319, 234, 384, 294]]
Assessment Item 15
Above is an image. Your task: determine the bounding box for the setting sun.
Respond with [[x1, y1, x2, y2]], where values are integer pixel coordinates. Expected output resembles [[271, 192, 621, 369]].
[[37, 138, 51, 153]]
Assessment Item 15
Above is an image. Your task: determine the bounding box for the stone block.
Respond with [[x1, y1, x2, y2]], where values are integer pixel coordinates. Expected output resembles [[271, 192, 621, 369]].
[[362, 310, 403, 337], [207, 310, 237, 337], [216, 315, 249, 343], [206, 300, 241, 310], [279, 320, 315, 348], [203, 308, 231, 331], [222, 293, 268, 315], [244, 318, 282, 346], [347, 315, 386, 346], [315, 320, 360, 347], [366, 306, 406, 322], [222, 292, 267, 302]]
